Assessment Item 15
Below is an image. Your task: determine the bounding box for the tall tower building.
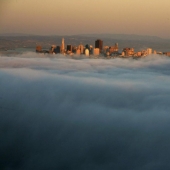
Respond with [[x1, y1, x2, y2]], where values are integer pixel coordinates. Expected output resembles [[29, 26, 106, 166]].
[[95, 39, 103, 53], [79, 44, 84, 54], [61, 38, 65, 53], [147, 48, 152, 55], [85, 49, 89, 56], [67, 45, 72, 52], [93, 48, 100, 56]]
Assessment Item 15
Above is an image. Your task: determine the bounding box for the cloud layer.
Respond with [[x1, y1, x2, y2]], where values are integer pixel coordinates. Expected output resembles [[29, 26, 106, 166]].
[[1, 53, 170, 170]]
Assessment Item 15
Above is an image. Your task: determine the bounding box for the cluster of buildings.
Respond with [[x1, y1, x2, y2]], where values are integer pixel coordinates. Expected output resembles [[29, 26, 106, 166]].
[[36, 38, 170, 57]]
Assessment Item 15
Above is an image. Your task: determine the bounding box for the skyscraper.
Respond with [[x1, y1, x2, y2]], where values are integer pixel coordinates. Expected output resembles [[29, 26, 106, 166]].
[[54, 46, 61, 54], [67, 45, 72, 52], [85, 49, 89, 56], [93, 48, 100, 56], [79, 44, 84, 54], [95, 39, 103, 53], [147, 48, 152, 55], [61, 38, 65, 53]]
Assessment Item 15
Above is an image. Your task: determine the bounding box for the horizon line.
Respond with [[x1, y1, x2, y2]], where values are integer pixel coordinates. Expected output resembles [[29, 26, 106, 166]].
[[0, 33, 167, 39]]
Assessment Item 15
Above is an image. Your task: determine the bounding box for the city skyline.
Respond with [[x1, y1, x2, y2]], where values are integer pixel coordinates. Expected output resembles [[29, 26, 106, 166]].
[[1, 1, 170, 169], [35, 37, 170, 57], [0, 0, 170, 38]]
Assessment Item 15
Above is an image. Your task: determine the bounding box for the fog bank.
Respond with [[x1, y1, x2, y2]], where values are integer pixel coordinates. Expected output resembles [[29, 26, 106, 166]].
[[1, 53, 170, 170]]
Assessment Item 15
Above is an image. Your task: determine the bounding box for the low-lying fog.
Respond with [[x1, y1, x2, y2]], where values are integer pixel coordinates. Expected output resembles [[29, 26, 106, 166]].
[[1, 53, 170, 170]]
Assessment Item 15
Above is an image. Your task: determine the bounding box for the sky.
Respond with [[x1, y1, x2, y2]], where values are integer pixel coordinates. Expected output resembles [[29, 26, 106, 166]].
[[0, 0, 170, 38], [1, 53, 170, 169]]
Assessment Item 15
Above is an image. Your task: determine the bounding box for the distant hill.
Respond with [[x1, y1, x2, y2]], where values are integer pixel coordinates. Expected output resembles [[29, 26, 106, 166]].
[[0, 33, 169, 41], [0, 33, 36, 36], [75, 34, 168, 42]]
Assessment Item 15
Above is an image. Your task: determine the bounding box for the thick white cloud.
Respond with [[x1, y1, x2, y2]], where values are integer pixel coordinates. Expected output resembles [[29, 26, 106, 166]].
[[1, 53, 170, 170]]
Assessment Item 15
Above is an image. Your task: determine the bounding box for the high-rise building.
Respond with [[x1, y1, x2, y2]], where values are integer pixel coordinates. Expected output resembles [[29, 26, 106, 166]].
[[61, 38, 65, 53], [51, 45, 56, 52], [104, 46, 109, 52], [72, 46, 77, 53], [76, 49, 81, 55], [109, 44, 118, 54], [85, 49, 89, 56], [163, 52, 170, 56], [85, 44, 91, 55], [122, 48, 134, 56], [67, 45, 72, 52], [136, 52, 142, 57], [95, 39, 103, 53], [54, 46, 61, 54], [79, 44, 84, 54], [93, 48, 100, 56], [147, 48, 152, 55], [85, 44, 90, 50]]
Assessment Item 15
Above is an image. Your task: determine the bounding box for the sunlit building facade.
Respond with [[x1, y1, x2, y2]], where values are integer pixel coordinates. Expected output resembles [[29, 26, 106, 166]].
[[95, 39, 103, 53], [93, 48, 100, 56]]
